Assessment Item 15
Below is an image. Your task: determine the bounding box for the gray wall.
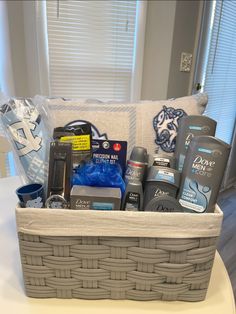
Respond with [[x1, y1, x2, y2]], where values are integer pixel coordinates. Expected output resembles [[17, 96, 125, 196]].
[[0, 1, 15, 95], [167, 0, 201, 99], [141, 1, 176, 100], [7, 1, 29, 97], [141, 0, 201, 100]]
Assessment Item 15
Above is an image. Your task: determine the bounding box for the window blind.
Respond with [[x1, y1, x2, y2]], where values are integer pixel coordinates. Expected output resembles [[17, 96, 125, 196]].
[[203, 0, 236, 144], [46, 0, 137, 101]]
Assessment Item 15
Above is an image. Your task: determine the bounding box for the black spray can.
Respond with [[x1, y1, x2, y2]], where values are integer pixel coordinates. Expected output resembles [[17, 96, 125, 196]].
[[175, 115, 217, 171], [124, 146, 148, 183], [178, 136, 231, 213]]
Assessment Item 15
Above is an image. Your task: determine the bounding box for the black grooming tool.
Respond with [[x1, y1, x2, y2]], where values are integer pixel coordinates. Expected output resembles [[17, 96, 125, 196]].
[[46, 141, 72, 209], [53, 122, 92, 168]]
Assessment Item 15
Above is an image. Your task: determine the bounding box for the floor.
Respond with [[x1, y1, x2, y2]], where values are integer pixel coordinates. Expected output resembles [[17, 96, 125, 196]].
[[217, 186, 236, 301]]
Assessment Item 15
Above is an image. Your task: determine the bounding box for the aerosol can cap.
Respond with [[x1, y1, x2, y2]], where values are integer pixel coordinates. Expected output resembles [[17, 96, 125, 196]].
[[130, 146, 148, 164]]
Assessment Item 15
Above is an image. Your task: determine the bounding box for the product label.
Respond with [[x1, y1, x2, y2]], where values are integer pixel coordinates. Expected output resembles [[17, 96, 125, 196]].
[[188, 126, 202, 130], [185, 132, 194, 148], [191, 154, 215, 178], [179, 177, 211, 213], [60, 135, 91, 151], [92, 139, 127, 175], [75, 198, 91, 209], [155, 170, 175, 183], [91, 202, 114, 210], [155, 204, 177, 212], [125, 162, 145, 182], [153, 157, 170, 167], [154, 188, 169, 198], [125, 192, 140, 211], [178, 154, 185, 171], [185, 125, 211, 150]]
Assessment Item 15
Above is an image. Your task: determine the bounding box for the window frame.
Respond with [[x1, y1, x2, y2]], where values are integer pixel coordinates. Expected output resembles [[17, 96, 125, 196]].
[[192, 0, 216, 94]]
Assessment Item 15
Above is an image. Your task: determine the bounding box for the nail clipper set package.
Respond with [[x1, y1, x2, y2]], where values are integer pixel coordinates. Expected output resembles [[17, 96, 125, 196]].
[[0, 96, 229, 301]]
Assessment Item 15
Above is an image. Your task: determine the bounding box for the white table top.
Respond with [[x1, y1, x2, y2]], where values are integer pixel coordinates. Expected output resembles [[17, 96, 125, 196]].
[[0, 176, 235, 314]]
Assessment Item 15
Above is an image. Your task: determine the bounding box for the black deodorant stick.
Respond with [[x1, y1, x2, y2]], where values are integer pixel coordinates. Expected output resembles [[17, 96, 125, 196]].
[[143, 166, 181, 209]]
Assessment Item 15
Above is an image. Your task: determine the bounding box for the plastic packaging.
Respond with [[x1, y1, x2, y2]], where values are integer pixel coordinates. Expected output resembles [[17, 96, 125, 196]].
[[0, 96, 53, 187], [73, 160, 126, 195]]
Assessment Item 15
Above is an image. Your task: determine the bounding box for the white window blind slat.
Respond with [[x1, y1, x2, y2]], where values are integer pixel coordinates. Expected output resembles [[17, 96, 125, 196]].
[[203, 0, 236, 144], [46, 0, 137, 101]]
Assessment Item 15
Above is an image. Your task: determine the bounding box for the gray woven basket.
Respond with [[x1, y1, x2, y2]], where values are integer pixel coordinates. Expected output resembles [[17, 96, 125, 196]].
[[16, 206, 223, 302]]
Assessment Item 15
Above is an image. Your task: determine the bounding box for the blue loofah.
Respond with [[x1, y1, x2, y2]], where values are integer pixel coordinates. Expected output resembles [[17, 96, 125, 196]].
[[73, 160, 126, 195]]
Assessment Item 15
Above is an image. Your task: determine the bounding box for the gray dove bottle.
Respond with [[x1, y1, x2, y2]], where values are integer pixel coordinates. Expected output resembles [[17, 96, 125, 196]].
[[178, 136, 231, 213], [175, 115, 217, 171]]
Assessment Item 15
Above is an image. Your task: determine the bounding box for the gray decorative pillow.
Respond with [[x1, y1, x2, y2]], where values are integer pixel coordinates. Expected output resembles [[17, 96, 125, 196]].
[[136, 93, 208, 155], [46, 93, 208, 156]]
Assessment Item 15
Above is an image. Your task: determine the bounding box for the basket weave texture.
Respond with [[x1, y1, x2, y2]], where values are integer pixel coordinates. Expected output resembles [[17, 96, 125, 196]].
[[18, 233, 217, 301]]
